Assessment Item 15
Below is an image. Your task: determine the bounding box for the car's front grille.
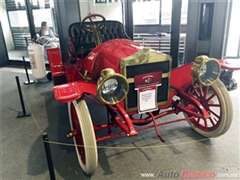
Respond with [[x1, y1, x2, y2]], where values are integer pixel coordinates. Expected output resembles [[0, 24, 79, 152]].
[[126, 61, 169, 78], [120, 50, 172, 112], [127, 78, 169, 108]]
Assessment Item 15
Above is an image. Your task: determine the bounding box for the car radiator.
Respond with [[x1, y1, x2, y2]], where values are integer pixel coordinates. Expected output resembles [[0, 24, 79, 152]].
[[120, 49, 172, 112]]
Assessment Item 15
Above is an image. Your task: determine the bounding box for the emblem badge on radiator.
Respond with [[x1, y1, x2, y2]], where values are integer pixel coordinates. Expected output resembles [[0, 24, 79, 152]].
[[145, 77, 152, 84]]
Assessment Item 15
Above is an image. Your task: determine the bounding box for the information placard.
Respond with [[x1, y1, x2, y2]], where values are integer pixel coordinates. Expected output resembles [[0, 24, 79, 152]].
[[134, 72, 162, 114], [138, 85, 158, 113]]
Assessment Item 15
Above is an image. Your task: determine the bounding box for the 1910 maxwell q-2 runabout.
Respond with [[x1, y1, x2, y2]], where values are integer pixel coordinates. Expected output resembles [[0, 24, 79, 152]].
[[46, 14, 240, 174]]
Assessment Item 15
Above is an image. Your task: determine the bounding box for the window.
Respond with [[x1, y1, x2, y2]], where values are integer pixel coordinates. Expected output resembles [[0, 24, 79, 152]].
[[161, 0, 188, 25], [5, 0, 57, 50], [8, 10, 29, 27], [96, 0, 107, 2], [181, 0, 188, 24], [32, 9, 53, 27], [95, 0, 119, 3], [133, 1, 160, 25], [133, 0, 188, 25]]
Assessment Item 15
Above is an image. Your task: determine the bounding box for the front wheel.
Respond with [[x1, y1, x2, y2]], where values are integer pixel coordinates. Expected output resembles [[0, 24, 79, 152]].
[[68, 100, 98, 174], [183, 79, 233, 137]]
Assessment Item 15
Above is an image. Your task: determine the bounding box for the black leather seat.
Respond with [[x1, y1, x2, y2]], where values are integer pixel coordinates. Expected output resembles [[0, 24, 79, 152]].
[[68, 20, 131, 58]]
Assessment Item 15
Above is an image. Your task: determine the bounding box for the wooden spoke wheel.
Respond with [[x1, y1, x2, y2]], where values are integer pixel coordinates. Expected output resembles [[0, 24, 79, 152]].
[[183, 79, 233, 137], [68, 100, 98, 174]]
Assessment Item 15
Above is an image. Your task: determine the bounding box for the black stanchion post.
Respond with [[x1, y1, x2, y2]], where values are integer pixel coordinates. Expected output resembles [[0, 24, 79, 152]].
[[15, 76, 31, 118], [22, 56, 35, 85], [42, 132, 56, 180]]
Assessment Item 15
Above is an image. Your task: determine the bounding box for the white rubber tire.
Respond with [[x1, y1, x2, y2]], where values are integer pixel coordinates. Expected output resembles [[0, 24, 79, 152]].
[[184, 79, 233, 137], [68, 100, 98, 174]]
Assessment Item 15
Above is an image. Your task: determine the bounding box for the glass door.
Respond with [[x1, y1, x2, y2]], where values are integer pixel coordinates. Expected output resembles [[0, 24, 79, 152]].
[[31, 0, 59, 62], [3, 0, 59, 62], [31, 0, 58, 37], [4, 0, 30, 60]]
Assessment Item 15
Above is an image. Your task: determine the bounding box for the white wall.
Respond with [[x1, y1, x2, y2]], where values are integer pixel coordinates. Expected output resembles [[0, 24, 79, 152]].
[[79, 1, 123, 22], [226, 0, 240, 57], [0, 0, 14, 51]]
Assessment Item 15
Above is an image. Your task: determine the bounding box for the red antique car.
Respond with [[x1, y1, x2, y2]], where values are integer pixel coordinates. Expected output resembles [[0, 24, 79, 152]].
[[46, 14, 240, 174]]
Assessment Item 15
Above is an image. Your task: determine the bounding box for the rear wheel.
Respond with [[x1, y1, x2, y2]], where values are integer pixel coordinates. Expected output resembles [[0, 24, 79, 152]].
[[68, 100, 98, 174], [183, 79, 233, 137]]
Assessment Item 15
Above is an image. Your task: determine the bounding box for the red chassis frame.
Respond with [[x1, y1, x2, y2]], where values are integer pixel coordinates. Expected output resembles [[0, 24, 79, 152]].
[[47, 41, 240, 143]]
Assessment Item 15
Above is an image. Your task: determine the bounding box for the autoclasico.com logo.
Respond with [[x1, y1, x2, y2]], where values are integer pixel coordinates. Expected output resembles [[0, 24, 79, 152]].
[[139, 170, 240, 178]]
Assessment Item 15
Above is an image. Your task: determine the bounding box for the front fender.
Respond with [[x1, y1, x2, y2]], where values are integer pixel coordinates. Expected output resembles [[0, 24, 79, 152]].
[[53, 81, 97, 103], [170, 59, 240, 90], [170, 63, 193, 90], [218, 59, 240, 70]]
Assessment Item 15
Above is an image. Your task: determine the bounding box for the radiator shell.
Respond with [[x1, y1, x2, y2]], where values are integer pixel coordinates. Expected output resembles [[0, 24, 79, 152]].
[[120, 49, 172, 112]]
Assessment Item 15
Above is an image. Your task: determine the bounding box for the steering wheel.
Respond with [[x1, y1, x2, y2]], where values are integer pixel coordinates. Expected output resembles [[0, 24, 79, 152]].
[[81, 14, 106, 32]]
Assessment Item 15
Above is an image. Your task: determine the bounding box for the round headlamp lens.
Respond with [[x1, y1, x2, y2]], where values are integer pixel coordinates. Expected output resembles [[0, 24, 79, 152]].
[[97, 68, 129, 105], [102, 78, 118, 94], [199, 60, 220, 85], [200, 64, 207, 76]]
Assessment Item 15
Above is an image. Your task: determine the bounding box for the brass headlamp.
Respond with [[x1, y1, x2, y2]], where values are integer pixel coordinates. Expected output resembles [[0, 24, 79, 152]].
[[191, 55, 221, 86], [97, 68, 129, 105]]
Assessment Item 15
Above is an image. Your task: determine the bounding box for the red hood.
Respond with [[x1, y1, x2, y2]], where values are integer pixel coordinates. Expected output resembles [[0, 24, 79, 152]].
[[83, 39, 142, 80]]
